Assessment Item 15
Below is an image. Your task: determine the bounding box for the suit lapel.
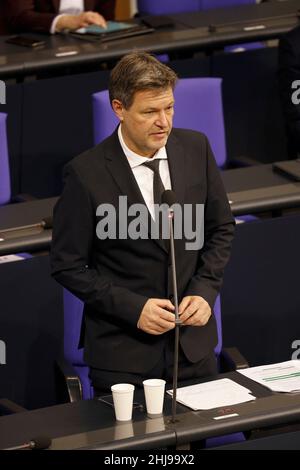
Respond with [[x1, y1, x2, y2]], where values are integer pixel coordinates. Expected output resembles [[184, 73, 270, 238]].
[[104, 131, 168, 253]]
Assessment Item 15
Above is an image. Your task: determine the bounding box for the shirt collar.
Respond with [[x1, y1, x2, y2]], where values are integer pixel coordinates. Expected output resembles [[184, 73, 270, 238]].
[[118, 125, 167, 169]]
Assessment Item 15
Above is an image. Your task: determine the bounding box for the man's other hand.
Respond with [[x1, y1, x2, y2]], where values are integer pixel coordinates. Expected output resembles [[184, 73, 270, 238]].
[[179, 296, 211, 326], [138, 298, 175, 335]]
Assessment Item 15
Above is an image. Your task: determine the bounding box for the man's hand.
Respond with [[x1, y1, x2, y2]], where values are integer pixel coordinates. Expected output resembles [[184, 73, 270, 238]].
[[138, 299, 175, 335], [179, 296, 211, 326], [56, 11, 107, 32]]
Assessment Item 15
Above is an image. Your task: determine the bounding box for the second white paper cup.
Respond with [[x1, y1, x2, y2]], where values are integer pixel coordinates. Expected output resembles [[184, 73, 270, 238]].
[[143, 379, 166, 417], [111, 383, 135, 421]]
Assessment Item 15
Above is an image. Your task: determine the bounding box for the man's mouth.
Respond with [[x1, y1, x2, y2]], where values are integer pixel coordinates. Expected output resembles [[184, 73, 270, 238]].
[[150, 131, 168, 136]]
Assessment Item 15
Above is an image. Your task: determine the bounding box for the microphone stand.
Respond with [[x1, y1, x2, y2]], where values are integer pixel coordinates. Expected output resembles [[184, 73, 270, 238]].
[[168, 209, 181, 424], [0, 217, 53, 236]]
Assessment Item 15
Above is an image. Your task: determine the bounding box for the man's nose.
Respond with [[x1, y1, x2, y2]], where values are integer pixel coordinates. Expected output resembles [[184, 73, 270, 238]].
[[155, 111, 168, 127]]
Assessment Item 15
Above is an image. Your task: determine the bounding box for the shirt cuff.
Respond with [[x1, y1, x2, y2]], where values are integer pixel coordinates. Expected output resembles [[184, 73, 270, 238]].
[[50, 14, 67, 34]]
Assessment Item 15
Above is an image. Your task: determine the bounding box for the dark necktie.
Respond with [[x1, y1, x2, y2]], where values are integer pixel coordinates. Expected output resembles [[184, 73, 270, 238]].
[[143, 159, 165, 206], [143, 158, 169, 249]]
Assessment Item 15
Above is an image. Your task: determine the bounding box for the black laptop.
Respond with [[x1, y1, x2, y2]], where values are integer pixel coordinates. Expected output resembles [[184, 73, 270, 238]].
[[70, 21, 154, 43]]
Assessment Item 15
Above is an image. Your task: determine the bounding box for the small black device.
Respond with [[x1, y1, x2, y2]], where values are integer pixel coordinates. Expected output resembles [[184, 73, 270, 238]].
[[142, 15, 175, 29], [6, 36, 45, 48]]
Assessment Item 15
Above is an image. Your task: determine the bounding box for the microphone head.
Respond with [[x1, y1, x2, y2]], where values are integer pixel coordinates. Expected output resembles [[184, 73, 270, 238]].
[[30, 436, 52, 450], [162, 190, 176, 207]]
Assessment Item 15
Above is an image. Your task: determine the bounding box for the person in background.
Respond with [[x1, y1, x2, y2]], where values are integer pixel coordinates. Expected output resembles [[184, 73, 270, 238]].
[[3, 0, 116, 34], [278, 25, 300, 159]]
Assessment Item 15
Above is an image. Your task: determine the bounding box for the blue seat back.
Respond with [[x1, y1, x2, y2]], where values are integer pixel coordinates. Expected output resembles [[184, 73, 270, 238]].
[[0, 113, 11, 205], [137, 0, 201, 15]]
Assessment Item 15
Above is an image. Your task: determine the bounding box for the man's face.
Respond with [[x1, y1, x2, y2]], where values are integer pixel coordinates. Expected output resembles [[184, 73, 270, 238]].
[[112, 87, 174, 158]]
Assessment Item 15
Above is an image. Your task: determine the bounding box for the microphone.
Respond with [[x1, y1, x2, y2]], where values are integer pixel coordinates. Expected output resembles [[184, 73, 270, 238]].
[[3, 436, 52, 450], [0, 216, 53, 238], [162, 190, 181, 424]]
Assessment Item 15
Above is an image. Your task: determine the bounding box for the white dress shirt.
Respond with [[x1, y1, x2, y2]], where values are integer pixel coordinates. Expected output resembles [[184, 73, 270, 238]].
[[118, 125, 172, 220], [50, 0, 84, 34]]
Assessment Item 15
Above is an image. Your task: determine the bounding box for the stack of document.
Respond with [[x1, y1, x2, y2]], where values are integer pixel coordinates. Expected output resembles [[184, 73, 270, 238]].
[[0, 254, 25, 264], [238, 360, 300, 392], [167, 378, 256, 410]]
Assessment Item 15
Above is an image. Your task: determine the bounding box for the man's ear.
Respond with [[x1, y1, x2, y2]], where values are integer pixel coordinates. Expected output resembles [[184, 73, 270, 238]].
[[112, 99, 124, 121]]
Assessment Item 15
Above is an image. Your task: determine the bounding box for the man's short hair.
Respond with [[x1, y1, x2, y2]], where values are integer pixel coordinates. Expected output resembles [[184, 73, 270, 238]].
[[109, 51, 178, 109]]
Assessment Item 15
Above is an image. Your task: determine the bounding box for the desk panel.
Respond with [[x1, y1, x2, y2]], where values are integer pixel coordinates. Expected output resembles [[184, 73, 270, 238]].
[[222, 213, 300, 367], [0, 372, 300, 450]]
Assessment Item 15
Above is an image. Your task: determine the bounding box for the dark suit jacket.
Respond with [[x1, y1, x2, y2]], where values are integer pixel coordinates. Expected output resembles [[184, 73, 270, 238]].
[[3, 0, 116, 34], [278, 25, 300, 158], [50, 128, 235, 373]]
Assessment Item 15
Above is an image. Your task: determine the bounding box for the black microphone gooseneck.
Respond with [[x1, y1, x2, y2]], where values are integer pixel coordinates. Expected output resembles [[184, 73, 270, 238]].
[[3, 436, 52, 450], [0, 216, 53, 239], [162, 190, 181, 424]]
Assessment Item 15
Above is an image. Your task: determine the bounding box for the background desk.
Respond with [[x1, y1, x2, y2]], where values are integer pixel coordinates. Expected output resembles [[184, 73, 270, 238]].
[[0, 1, 297, 197], [0, 0, 298, 79], [0, 162, 299, 256], [0, 372, 300, 450]]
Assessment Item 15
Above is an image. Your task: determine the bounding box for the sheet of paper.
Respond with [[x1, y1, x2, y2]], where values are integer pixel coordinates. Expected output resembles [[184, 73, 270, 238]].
[[238, 360, 300, 392], [167, 378, 256, 410], [0, 254, 24, 264]]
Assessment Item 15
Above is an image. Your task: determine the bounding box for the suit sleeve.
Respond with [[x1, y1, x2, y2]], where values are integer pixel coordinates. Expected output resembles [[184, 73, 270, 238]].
[[183, 135, 235, 309], [50, 164, 147, 329], [95, 0, 116, 20], [4, 0, 116, 33], [4, 0, 56, 33]]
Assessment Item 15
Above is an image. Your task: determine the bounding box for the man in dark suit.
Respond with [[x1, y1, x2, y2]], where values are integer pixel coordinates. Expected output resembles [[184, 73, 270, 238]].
[[278, 25, 300, 159], [51, 52, 235, 394], [3, 0, 116, 34]]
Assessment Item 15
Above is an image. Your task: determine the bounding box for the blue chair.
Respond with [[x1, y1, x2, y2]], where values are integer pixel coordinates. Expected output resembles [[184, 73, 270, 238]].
[[0, 113, 11, 206], [0, 112, 35, 207], [61, 289, 91, 401], [201, 0, 254, 8], [138, 0, 254, 15], [93, 78, 226, 168], [137, 0, 201, 16]]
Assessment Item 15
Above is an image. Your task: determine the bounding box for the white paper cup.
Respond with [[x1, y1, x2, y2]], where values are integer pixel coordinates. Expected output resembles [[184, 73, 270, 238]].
[[111, 383, 135, 421], [143, 379, 166, 417]]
